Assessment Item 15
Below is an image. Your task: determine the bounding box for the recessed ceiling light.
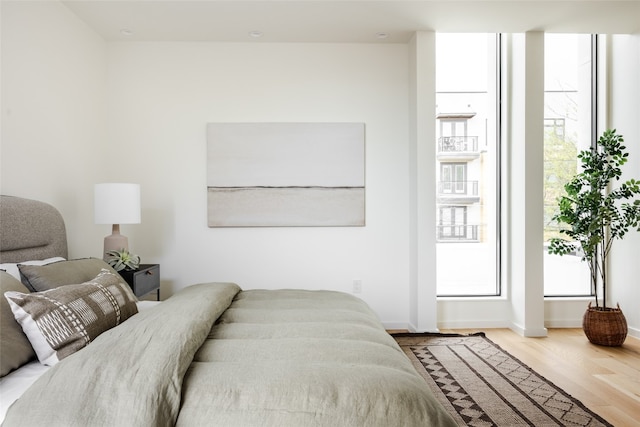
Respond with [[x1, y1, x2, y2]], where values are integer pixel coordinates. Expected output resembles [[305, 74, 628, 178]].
[[249, 31, 263, 38], [376, 32, 389, 39], [120, 29, 134, 37]]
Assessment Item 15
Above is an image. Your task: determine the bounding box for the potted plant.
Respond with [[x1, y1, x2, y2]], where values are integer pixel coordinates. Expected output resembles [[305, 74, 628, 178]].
[[548, 129, 640, 346], [106, 248, 141, 272]]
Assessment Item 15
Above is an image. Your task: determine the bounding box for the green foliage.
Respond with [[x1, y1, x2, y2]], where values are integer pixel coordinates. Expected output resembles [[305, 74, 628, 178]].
[[548, 129, 640, 309], [106, 248, 141, 272]]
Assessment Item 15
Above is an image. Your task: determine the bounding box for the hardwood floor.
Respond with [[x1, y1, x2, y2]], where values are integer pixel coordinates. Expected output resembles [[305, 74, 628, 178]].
[[441, 328, 640, 426]]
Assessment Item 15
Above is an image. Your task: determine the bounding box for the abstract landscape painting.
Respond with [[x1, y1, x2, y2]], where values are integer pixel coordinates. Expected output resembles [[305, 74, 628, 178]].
[[207, 122, 365, 227]]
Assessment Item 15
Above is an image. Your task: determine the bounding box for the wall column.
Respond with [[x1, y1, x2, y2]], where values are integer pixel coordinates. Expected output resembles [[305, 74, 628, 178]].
[[508, 32, 547, 337], [408, 31, 438, 332]]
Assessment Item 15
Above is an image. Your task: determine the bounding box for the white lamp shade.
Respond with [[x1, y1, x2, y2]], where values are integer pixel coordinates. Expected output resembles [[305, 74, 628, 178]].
[[94, 183, 141, 224]]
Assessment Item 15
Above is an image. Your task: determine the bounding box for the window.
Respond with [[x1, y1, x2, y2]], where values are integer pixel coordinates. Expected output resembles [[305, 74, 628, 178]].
[[438, 206, 476, 240], [439, 120, 467, 140], [543, 34, 595, 296], [544, 118, 566, 140], [435, 33, 500, 296], [440, 163, 468, 195]]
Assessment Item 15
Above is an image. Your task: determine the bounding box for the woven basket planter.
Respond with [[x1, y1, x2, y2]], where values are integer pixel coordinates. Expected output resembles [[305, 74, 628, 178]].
[[582, 302, 628, 346]]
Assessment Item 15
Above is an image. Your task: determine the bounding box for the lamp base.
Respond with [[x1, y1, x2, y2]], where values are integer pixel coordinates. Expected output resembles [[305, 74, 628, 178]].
[[103, 224, 129, 260]]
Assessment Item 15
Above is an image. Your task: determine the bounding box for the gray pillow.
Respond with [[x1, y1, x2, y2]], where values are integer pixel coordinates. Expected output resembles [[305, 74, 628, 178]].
[[0, 271, 36, 377], [19, 258, 127, 293]]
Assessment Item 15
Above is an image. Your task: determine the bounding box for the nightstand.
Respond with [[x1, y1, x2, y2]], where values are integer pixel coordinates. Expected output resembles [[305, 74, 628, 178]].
[[119, 264, 160, 300]]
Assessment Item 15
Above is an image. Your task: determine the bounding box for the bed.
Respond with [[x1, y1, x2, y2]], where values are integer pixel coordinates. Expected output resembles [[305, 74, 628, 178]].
[[0, 195, 455, 426]]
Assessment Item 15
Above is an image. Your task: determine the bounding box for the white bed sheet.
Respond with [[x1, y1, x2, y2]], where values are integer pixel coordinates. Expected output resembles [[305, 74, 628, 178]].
[[0, 300, 161, 423], [0, 361, 48, 422]]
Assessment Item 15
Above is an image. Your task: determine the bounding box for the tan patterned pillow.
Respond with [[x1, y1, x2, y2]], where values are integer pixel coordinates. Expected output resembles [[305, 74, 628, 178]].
[[4, 269, 138, 366]]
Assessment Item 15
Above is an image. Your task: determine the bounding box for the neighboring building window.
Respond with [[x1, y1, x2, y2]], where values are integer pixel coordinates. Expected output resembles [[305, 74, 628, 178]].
[[439, 119, 468, 140], [544, 118, 566, 140], [440, 163, 468, 195], [543, 34, 596, 296], [435, 33, 500, 297], [438, 206, 476, 240]]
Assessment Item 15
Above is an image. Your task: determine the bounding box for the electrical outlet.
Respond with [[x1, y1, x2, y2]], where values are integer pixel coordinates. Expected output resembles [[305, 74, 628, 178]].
[[352, 279, 362, 293]]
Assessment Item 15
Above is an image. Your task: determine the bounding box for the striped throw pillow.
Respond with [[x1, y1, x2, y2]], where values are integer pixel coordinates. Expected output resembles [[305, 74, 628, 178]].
[[4, 269, 138, 366]]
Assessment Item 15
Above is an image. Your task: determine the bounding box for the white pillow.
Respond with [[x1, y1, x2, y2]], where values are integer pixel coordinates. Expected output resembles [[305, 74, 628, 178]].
[[0, 257, 66, 281]]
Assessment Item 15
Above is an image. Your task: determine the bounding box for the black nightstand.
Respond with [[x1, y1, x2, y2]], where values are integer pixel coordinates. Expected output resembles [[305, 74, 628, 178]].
[[119, 264, 160, 300]]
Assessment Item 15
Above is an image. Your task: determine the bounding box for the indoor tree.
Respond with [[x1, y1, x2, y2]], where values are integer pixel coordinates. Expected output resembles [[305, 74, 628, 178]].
[[548, 129, 640, 310]]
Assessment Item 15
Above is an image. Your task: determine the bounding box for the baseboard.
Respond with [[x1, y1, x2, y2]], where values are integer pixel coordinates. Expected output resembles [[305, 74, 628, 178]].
[[382, 321, 413, 331], [437, 320, 510, 329], [389, 319, 509, 333], [544, 320, 582, 328], [523, 327, 548, 337], [390, 320, 639, 339], [406, 321, 440, 334], [509, 321, 548, 337]]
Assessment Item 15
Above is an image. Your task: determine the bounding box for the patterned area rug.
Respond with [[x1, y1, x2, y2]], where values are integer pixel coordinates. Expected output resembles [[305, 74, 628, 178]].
[[393, 333, 612, 427]]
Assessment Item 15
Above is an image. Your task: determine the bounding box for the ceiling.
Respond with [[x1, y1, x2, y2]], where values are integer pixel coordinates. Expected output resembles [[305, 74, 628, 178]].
[[61, 1, 640, 43]]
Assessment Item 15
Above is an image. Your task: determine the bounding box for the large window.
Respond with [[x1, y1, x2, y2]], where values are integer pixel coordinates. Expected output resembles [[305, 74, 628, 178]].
[[435, 33, 500, 296], [543, 34, 595, 296]]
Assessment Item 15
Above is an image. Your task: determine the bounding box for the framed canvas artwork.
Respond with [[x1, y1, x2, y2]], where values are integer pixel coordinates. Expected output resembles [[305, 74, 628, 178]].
[[207, 123, 365, 227]]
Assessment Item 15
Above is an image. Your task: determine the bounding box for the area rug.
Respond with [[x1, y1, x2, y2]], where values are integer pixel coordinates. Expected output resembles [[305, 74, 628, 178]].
[[393, 333, 612, 427]]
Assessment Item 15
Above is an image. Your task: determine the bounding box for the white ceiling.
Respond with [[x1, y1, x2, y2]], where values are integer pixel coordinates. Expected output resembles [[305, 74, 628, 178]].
[[61, 1, 640, 43]]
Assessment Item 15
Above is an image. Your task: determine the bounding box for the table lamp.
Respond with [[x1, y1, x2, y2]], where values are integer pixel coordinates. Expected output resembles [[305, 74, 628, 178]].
[[94, 183, 141, 259]]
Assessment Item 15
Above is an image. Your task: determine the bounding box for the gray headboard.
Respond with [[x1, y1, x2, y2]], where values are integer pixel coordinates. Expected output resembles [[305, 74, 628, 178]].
[[0, 195, 68, 263]]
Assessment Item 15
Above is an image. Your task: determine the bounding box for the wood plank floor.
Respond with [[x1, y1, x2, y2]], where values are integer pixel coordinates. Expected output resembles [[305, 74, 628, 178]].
[[440, 328, 640, 426]]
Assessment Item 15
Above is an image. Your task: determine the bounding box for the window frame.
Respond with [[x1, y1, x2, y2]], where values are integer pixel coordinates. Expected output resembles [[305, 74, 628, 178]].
[[542, 33, 599, 298], [435, 33, 502, 297]]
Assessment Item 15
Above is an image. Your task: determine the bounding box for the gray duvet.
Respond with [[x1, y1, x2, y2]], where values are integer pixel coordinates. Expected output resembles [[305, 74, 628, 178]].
[[3, 283, 456, 427]]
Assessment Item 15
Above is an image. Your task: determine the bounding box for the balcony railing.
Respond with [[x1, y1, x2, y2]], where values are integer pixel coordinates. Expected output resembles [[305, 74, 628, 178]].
[[437, 136, 479, 153], [437, 180, 479, 196], [437, 224, 479, 242]]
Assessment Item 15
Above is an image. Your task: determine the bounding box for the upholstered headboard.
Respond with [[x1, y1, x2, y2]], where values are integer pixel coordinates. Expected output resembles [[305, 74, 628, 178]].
[[0, 195, 68, 263]]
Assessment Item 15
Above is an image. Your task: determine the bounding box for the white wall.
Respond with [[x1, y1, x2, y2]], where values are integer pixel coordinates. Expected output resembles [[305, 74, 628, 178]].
[[2, 1, 638, 334], [1, 1, 414, 326], [609, 34, 640, 337], [103, 41, 412, 324], [1, 0, 108, 257], [408, 32, 438, 332], [508, 32, 547, 336]]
